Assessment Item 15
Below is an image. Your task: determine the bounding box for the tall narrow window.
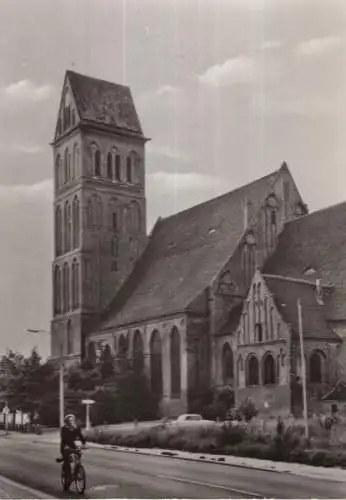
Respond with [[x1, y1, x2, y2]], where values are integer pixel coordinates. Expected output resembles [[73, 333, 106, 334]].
[[170, 327, 181, 397], [246, 355, 259, 386], [115, 155, 121, 180], [63, 263, 70, 313], [263, 353, 276, 385], [54, 265, 61, 314], [55, 155, 61, 188], [150, 330, 163, 396], [310, 352, 323, 383], [64, 149, 68, 183], [72, 196, 80, 249], [94, 149, 101, 177], [126, 156, 132, 182], [107, 152, 112, 179], [222, 343, 234, 384], [111, 237, 118, 257], [55, 205, 62, 257], [66, 319, 73, 355], [133, 330, 144, 375], [263, 297, 268, 340], [269, 307, 274, 339]]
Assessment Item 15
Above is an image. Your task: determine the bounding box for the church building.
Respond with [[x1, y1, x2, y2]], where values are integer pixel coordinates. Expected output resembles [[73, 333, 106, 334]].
[[51, 70, 346, 417]]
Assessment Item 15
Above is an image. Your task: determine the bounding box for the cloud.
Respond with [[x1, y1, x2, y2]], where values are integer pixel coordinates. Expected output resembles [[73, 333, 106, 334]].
[[2, 80, 54, 103], [147, 143, 190, 163], [253, 95, 337, 117], [0, 179, 53, 203], [0, 142, 44, 155], [295, 36, 343, 57], [261, 40, 282, 50], [199, 56, 255, 87], [156, 85, 181, 97], [148, 171, 224, 191]]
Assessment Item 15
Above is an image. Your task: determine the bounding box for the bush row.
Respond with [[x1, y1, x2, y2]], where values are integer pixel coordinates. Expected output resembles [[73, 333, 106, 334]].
[[85, 423, 346, 468]]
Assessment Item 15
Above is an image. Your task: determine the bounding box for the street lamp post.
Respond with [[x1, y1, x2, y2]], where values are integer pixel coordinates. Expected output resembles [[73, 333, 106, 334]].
[[24, 328, 65, 428]]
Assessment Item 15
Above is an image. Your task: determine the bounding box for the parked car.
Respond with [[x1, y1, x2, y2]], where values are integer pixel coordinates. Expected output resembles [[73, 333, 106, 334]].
[[174, 413, 215, 428]]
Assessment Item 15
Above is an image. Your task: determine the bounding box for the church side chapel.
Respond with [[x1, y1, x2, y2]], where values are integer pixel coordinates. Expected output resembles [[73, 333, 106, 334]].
[[51, 70, 346, 417]]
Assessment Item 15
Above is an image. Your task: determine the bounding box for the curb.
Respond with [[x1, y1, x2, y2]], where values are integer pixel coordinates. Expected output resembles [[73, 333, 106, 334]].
[[32, 438, 290, 475]]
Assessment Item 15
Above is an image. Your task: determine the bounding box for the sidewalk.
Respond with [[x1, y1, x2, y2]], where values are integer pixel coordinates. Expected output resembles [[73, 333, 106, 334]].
[[5, 430, 346, 483]]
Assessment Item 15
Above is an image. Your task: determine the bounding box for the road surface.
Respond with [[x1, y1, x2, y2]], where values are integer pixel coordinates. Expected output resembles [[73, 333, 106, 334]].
[[0, 437, 345, 498]]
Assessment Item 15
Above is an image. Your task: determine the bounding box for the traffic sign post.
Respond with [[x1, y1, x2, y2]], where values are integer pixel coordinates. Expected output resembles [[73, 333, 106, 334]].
[[82, 399, 95, 430]]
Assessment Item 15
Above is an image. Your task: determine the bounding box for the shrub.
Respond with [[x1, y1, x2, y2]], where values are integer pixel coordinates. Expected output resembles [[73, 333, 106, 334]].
[[236, 398, 258, 422]]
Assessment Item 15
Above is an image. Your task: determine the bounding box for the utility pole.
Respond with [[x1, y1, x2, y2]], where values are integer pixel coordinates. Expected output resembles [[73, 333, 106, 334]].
[[297, 299, 309, 439], [59, 340, 64, 429], [25, 328, 65, 428]]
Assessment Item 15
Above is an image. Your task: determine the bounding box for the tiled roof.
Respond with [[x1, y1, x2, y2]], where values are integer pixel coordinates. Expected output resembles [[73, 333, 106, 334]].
[[322, 381, 346, 401], [101, 169, 280, 329], [263, 275, 340, 341], [263, 201, 346, 321], [66, 71, 143, 136]]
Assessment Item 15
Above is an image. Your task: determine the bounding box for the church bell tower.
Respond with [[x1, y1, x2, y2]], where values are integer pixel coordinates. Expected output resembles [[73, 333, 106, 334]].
[[50, 70, 148, 361]]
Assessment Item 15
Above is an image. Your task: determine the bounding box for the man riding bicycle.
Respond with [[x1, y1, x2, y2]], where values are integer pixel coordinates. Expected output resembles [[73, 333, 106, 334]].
[[60, 414, 86, 476]]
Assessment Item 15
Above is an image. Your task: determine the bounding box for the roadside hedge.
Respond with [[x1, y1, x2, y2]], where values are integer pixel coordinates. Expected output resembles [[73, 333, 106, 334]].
[[84, 422, 346, 468]]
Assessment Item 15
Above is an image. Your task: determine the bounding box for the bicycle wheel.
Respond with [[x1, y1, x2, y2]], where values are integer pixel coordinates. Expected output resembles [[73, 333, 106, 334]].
[[74, 464, 86, 495], [61, 464, 70, 492]]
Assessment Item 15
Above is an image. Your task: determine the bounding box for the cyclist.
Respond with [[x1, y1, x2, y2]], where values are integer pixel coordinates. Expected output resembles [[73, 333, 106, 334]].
[[60, 414, 86, 477]]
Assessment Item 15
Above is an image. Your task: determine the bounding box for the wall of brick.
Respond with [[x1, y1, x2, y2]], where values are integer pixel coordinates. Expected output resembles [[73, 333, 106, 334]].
[[88, 314, 188, 417]]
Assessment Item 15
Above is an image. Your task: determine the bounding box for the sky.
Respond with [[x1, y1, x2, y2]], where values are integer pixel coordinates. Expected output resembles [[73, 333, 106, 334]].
[[0, 0, 345, 358]]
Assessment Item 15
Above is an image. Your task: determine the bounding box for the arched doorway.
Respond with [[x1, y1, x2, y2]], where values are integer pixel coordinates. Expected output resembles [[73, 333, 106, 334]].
[[150, 330, 163, 396]]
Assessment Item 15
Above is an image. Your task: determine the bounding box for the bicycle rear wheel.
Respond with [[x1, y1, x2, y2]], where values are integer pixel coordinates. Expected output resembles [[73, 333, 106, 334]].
[[74, 464, 86, 494]]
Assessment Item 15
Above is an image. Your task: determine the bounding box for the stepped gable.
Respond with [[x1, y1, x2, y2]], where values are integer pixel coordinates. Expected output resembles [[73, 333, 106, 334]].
[[100, 169, 280, 329], [66, 70, 143, 135], [263, 275, 339, 341], [263, 201, 346, 321]]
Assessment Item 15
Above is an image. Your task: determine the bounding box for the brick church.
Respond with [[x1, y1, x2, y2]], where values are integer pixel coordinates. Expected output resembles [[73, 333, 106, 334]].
[[51, 70, 346, 417]]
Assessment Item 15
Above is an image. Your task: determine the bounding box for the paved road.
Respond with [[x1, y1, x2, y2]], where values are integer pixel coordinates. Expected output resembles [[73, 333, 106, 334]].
[[0, 438, 346, 498]]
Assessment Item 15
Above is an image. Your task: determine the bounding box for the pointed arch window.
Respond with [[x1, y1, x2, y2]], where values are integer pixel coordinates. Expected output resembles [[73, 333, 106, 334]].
[[107, 152, 113, 179], [64, 149, 69, 183], [66, 319, 73, 355], [222, 343, 234, 384], [54, 265, 61, 315], [55, 205, 62, 257], [126, 156, 132, 183], [55, 155, 62, 188], [115, 155, 121, 180], [263, 353, 276, 385], [94, 149, 101, 177], [246, 354, 259, 386], [133, 330, 144, 375], [72, 196, 80, 249], [310, 351, 323, 383], [62, 262, 70, 313], [72, 144, 79, 179], [87, 195, 102, 226], [111, 237, 118, 257], [72, 259, 80, 310], [150, 330, 163, 396], [170, 327, 181, 397]]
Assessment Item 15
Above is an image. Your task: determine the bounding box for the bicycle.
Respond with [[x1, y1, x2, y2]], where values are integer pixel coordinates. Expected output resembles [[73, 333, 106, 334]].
[[57, 445, 87, 494]]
